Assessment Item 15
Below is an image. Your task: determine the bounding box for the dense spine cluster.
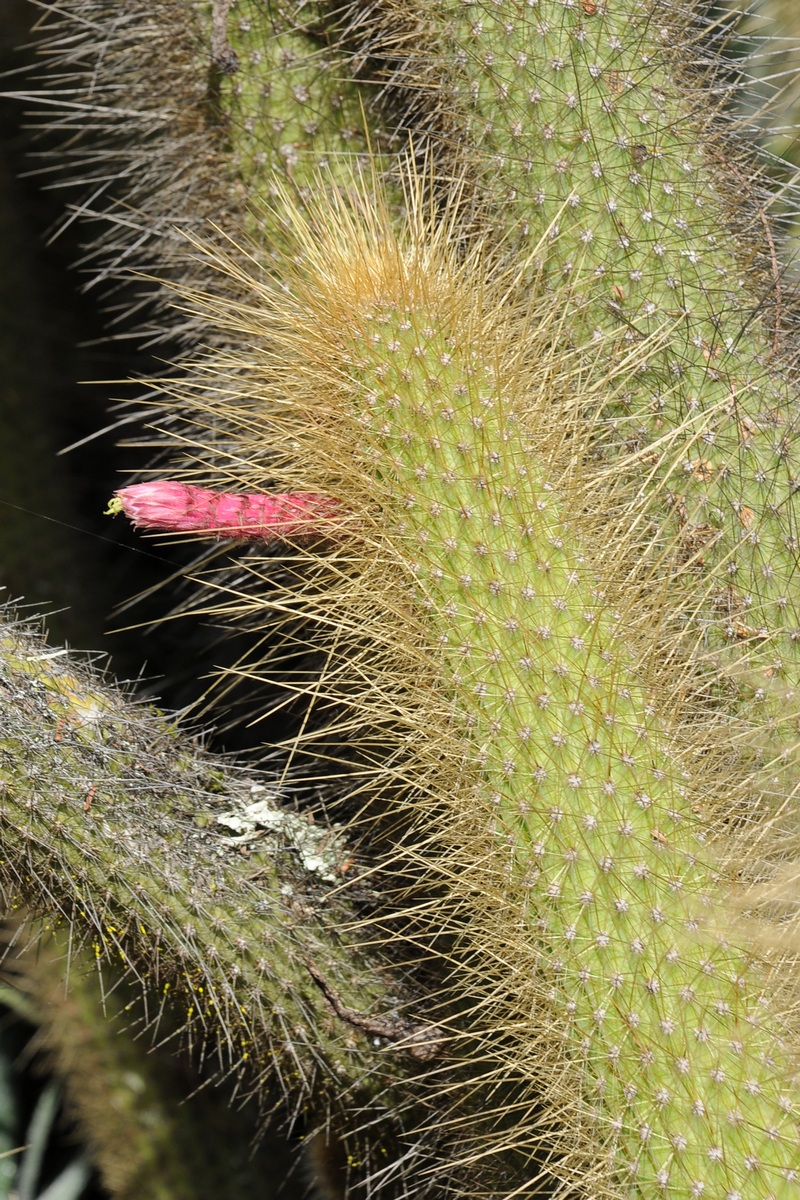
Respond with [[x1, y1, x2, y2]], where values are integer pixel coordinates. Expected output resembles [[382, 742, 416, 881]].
[[20, 0, 396, 352], [327, 0, 800, 829], [351, 296, 797, 1198], [147, 193, 800, 1196], [0, 605, 454, 1195], [4, 926, 288, 1200], [221, 2, 399, 204]]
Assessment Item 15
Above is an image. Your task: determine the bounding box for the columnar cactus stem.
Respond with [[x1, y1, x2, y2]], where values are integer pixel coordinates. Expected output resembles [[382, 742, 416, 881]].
[[0, 605, 452, 1191], [155, 183, 800, 1198], [3, 923, 294, 1200], [15, 1, 800, 1194], [325, 0, 800, 831], [17, 0, 398, 352]]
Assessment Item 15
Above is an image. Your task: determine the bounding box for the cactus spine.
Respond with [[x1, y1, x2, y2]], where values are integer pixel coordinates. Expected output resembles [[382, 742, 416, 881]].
[[0, 605, 454, 1193], [3, 924, 293, 1200]]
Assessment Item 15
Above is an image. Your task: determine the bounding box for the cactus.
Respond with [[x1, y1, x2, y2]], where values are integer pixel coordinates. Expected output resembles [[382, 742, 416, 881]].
[[0, 604, 458, 1195], [132, 170, 800, 1198], [2, 922, 297, 1200], [10, 0, 398, 346], [321, 0, 800, 839], [6, 0, 800, 1197], [721, 0, 800, 181]]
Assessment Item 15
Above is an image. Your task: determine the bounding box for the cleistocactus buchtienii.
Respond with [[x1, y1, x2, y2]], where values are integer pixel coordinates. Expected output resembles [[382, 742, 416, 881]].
[[16, 0, 800, 1194], [116, 178, 800, 1198], [0, 602, 455, 1193]]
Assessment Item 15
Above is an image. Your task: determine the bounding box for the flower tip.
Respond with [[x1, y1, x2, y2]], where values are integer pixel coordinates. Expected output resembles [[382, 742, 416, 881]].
[[109, 481, 193, 532]]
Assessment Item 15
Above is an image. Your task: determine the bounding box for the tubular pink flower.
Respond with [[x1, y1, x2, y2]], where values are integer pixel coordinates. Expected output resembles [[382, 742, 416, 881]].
[[108, 481, 343, 543]]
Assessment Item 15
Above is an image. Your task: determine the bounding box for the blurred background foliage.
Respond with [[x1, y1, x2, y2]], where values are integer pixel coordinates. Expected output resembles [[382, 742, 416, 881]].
[[719, 0, 800, 260]]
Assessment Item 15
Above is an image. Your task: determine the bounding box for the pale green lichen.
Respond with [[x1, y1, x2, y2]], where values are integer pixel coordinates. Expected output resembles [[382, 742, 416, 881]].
[[216, 786, 349, 881]]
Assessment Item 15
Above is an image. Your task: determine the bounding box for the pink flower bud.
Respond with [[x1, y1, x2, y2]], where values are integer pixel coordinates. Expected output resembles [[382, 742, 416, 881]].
[[107, 481, 343, 543]]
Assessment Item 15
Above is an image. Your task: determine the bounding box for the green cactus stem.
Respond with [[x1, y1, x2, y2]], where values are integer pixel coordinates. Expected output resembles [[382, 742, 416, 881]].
[[19, 0, 399, 348], [2, 921, 298, 1200], [0, 604, 453, 1194], [173, 178, 800, 1197], [15, 1, 800, 1194], [321, 0, 800, 844]]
